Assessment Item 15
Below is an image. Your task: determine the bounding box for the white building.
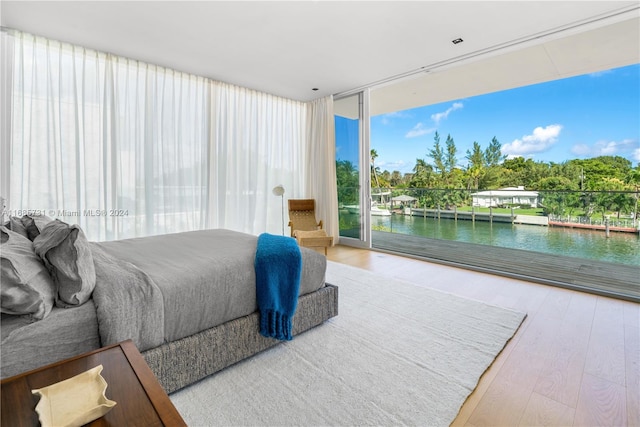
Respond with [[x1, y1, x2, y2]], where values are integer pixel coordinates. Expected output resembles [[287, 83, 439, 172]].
[[471, 187, 539, 208]]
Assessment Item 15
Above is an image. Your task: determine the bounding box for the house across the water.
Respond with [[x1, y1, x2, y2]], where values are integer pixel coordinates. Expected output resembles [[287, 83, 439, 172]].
[[471, 186, 539, 208]]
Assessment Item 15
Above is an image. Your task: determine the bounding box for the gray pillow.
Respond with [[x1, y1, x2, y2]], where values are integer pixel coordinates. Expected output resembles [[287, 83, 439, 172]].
[[0, 226, 56, 321], [21, 214, 54, 241], [33, 220, 96, 307], [8, 216, 29, 239]]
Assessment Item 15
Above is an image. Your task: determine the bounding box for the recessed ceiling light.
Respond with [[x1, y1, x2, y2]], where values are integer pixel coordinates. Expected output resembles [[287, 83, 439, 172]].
[[452, 38, 464, 45]]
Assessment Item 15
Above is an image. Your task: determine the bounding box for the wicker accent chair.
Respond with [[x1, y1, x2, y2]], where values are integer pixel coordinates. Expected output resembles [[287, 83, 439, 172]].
[[288, 199, 333, 255]]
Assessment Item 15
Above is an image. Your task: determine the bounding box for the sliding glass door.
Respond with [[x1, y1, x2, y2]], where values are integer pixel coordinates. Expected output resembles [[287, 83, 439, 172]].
[[334, 91, 371, 247]]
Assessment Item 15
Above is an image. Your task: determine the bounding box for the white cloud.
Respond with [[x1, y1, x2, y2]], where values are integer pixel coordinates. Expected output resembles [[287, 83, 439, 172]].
[[431, 102, 463, 125], [380, 111, 411, 125], [405, 123, 435, 138], [379, 160, 407, 171], [403, 102, 462, 137], [570, 144, 591, 156], [571, 138, 639, 158], [596, 141, 621, 155], [505, 154, 534, 160], [502, 124, 562, 156]]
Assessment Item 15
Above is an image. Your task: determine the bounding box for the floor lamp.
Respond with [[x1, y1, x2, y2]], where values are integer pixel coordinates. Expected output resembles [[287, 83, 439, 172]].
[[272, 185, 285, 235]]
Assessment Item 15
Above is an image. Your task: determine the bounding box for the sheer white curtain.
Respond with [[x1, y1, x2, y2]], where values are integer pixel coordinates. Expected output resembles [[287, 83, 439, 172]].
[[3, 29, 334, 240], [207, 82, 307, 235], [3, 30, 209, 240], [305, 96, 338, 241], [0, 30, 13, 213]]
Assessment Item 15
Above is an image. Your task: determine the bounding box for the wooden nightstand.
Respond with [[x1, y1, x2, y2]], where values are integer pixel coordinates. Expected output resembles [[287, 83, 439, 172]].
[[1, 340, 186, 426]]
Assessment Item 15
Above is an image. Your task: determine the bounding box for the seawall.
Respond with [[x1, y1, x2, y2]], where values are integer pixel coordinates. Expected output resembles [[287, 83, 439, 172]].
[[408, 209, 549, 226]]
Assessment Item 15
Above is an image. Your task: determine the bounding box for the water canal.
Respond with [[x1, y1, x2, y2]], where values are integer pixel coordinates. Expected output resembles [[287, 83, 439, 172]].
[[368, 213, 640, 266]]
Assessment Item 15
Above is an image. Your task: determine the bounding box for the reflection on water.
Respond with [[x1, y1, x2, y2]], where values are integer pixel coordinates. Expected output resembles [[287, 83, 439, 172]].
[[369, 214, 640, 266]]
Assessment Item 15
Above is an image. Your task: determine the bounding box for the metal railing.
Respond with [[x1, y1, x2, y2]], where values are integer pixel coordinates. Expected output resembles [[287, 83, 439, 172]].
[[339, 187, 639, 227]]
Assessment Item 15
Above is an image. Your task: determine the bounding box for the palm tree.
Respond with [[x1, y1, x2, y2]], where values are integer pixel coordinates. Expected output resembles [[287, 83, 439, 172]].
[[370, 149, 381, 189], [410, 159, 434, 188]]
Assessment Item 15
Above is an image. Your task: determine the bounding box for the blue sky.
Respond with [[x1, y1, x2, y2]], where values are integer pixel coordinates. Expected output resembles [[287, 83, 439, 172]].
[[341, 64, 639, 175]]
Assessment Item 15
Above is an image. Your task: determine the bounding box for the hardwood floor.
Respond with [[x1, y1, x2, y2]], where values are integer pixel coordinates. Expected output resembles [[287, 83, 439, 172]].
[[325, 245, 640, 427]]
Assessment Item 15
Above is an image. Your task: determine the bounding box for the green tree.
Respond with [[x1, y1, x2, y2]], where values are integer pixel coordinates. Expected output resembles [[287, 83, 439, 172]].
[[336, 160, 359, 205], [568, 156, 632, 190], [409, 158, 435, 188], [547, 161, 583, 189], [389, 170, 403, 187], [484, 136, 505, 167], [501, 157, 550, 188], [537, 176, 579, 191], [538, 177, 580, 216], [444, 134, 458, 176], [626, 166, 640, 222], [428, 131, 445, 177], [592, 177, 630, 220], [465, 141, 485, 189], [428, 132, 459, 188]]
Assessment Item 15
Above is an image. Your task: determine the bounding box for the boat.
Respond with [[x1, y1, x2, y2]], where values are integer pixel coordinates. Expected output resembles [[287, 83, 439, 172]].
[[371, 201, 392, 216], [343, 202, 392, 216], [344, 205, 360, 215]]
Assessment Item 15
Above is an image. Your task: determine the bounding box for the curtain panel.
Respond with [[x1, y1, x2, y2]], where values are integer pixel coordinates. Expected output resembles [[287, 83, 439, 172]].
[[0, 30, 13, 211], [207, 82, 307, 235], [3, 30, 210, 240], [2, 29, 337, 241], [305, 96, 339, 242]]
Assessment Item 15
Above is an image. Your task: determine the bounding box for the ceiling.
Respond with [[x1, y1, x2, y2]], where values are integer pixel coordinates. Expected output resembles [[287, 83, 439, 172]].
[[1, 1, 639, 113]]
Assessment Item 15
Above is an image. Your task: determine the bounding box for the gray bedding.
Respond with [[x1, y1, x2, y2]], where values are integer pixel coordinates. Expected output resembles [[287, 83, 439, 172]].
[[1, 229, 327, 379], [1, 302, 100, 378], [94, 229, 326, 346]]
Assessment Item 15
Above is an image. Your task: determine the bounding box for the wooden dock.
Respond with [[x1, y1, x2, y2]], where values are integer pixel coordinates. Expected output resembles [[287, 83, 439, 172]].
[[549, 220, 638, 234], [408, 209, 550, 226], [409, 208, 515, 223], [372, 230, 640, 302]]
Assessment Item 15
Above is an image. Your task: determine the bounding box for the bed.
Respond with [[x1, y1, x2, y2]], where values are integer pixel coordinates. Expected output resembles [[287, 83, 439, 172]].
[[1, 227, 338, 393]]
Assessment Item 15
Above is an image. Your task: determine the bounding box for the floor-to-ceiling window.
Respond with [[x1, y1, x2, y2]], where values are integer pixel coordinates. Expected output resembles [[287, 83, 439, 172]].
[[335, 63, 639, 301], [369, 65, 638, 257]]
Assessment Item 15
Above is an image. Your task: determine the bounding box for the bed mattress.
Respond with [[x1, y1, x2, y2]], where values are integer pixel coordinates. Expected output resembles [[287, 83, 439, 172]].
[[1, 302, 100, 378], [94, 229, 327, 343]]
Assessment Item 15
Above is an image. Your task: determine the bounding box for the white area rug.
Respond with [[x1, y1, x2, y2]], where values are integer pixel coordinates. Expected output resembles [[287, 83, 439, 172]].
[[170, 261, 526, 426]]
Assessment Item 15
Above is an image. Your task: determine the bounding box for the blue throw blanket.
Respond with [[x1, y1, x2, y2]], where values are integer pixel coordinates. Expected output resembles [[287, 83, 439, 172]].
[[254, 233, 302, 341]]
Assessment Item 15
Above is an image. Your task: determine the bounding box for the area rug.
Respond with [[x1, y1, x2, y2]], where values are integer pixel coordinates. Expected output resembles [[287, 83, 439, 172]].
[[170, 261, 526, 426]]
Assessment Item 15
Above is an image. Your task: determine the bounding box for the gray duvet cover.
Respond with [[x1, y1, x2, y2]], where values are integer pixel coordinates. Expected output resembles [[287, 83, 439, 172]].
[[95, 229, 326, 346], [1, 229, 327, 378]]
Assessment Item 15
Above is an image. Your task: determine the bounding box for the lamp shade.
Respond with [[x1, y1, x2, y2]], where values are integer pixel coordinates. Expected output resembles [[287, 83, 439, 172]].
[[272, 185, 285, 196]]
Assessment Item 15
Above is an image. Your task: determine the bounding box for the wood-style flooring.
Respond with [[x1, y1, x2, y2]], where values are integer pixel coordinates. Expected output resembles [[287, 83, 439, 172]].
[[325, 245, 640, 427]]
